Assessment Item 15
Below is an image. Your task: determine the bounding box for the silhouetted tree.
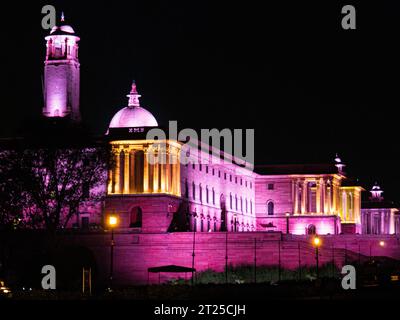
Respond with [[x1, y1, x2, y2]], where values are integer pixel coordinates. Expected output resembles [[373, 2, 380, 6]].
[[0, 146, 110, 231]]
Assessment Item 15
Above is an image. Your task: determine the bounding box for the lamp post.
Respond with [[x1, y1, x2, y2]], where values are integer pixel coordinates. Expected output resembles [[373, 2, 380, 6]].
[[285, 213, 290, 234], [108, 215, 118, 289], [313, 236, 321, 279]]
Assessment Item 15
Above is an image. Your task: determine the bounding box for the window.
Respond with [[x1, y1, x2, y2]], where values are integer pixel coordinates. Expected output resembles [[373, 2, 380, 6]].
[[207, 216, 211, 232], [230, 194, 233, 209], [230, 175, 232, 182], [235, 177, 238, 184], [240, 179, 243, 186], [218, 171, 221, 178], [245, 199, 248, 213], [192, 163, 195, 170], [192, 182, 196, 200], [206, 186, 209, 204], [199, 185, 203, 203], [240, 197, 243, 212], [81, 217, 89, 230], [212, 188, 215, 205], [268, 183, 274, 190], [250, 200, 253, 214], [212, 168, 215, 176], [200, 218, 204, 232], [206, 166, 209, 174], [267, 201, 274, 215], [193, 217, 197, 232], [224, 173, 227, 180], [235, 196, 238, 211], [199, 164, 202, 171], [130, 207, 142, 228]]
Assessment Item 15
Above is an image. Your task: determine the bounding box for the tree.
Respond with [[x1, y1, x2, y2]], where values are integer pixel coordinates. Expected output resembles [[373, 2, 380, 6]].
[[0, 145, 110, 231]]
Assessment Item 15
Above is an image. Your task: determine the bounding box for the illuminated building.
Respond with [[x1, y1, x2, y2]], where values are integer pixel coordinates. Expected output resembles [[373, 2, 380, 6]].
[[361, 183, 400, 234], [39, 16, 399, 237]]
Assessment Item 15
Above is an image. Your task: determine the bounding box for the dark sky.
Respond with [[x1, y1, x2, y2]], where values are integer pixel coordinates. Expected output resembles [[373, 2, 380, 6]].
[[2, 1, 400, 201]]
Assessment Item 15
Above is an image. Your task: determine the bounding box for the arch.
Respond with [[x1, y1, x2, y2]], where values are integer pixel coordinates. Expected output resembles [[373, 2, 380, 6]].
[[307, 224, 316, 235], [130, 206, 142, 228], [267, 200, 274, 216]]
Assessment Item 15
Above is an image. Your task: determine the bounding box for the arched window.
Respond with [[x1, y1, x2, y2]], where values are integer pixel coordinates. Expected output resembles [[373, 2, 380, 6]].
[[307, 224, 316, 235], [267, 201, 274, 216], [212, 188, 215, 205], [130, 207, 142, 228]]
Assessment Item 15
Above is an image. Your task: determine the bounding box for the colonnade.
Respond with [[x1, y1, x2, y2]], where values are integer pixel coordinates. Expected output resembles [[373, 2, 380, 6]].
[[107, 143, 181, 196], [292, 177, 340, 215]]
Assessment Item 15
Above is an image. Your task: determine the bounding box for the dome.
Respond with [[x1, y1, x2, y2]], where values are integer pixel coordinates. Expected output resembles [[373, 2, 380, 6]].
[[109, 106, 158, 128], [50, 24, 75, 35]]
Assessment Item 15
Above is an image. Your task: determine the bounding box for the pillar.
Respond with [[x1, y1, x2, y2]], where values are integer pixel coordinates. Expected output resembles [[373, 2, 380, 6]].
[[114, 151, 120, 194], [301, 180, 307, 214], [293, 179, 299, 214], [129, 151, 135, 193], [143, 149, 149, 193], [124, 150, 130, 194], [153, 157, 159, 193], [321, 178, 326, 214], [316, 179, 321, 214]]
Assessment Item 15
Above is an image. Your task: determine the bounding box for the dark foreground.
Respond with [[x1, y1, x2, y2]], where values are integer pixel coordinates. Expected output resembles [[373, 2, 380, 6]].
[[3, 279, 400, 300]]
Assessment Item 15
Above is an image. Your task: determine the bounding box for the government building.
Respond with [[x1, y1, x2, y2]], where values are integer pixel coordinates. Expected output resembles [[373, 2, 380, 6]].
[[41, 17, 400, 238]]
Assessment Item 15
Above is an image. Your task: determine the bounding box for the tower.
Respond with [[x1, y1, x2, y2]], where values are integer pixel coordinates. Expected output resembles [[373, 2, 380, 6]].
[[370, 182, 384, 201], [42, 13, 81, 122]]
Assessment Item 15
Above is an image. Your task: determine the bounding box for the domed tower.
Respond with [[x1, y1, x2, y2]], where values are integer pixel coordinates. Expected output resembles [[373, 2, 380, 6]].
[[42, 13, 81, 122], [105, 82, 182, 233]]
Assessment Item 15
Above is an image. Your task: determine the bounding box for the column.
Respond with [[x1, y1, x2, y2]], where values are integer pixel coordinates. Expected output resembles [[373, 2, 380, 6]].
[[114, 151, 120, 194], [143, 149, 149, 193], [316, 179, 321, 214], [160, 149, 166, 193], [320, 178, 326, 214], [165, 149, 170, 193], [293, 179, 299, 214], [129, 151, 135, 193], [301, 180, 307, 214], [124, 150, 130, 194], [107, 168, 113, 194], [329, 178, 333, 214], [153, 153, 159, 193]]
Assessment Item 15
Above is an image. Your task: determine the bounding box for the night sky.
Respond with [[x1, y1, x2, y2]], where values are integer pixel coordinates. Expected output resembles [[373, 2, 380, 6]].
[[2, 1, 400, 201]]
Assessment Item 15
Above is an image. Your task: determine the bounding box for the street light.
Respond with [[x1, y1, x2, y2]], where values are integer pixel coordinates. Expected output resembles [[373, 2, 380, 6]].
[[313, 236, 321, 279], [108, 214, 118, 289], [379, 240, 385, 247], [285, 213, 290, 234]]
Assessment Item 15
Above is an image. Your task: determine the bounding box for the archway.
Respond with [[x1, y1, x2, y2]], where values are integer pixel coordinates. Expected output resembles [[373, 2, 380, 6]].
[[307, 224, 316, 235]]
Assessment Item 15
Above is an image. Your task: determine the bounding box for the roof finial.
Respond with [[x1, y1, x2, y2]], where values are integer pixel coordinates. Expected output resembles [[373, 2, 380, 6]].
[[61, 11, 65, 22], [127, 80, 141, 107]]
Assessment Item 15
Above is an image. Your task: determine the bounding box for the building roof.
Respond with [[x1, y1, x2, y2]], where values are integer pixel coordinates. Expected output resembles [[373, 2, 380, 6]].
[[362, 200, 399, 209], [109, 106, 158, 128], [255, 163, 339, 175]]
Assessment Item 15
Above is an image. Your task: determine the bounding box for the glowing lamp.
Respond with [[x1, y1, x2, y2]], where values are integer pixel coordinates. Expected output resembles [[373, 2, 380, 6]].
[[108, 215, 118, 227], [285, 213, 290, 217], [313, 237, 321, 247], [379, 240, 385, 247]]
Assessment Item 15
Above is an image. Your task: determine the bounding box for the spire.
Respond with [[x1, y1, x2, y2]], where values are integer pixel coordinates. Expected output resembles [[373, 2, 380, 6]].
[[127, 80, 142, 108], [370, 182, 384, 201], [334, 153, 346, 174]]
